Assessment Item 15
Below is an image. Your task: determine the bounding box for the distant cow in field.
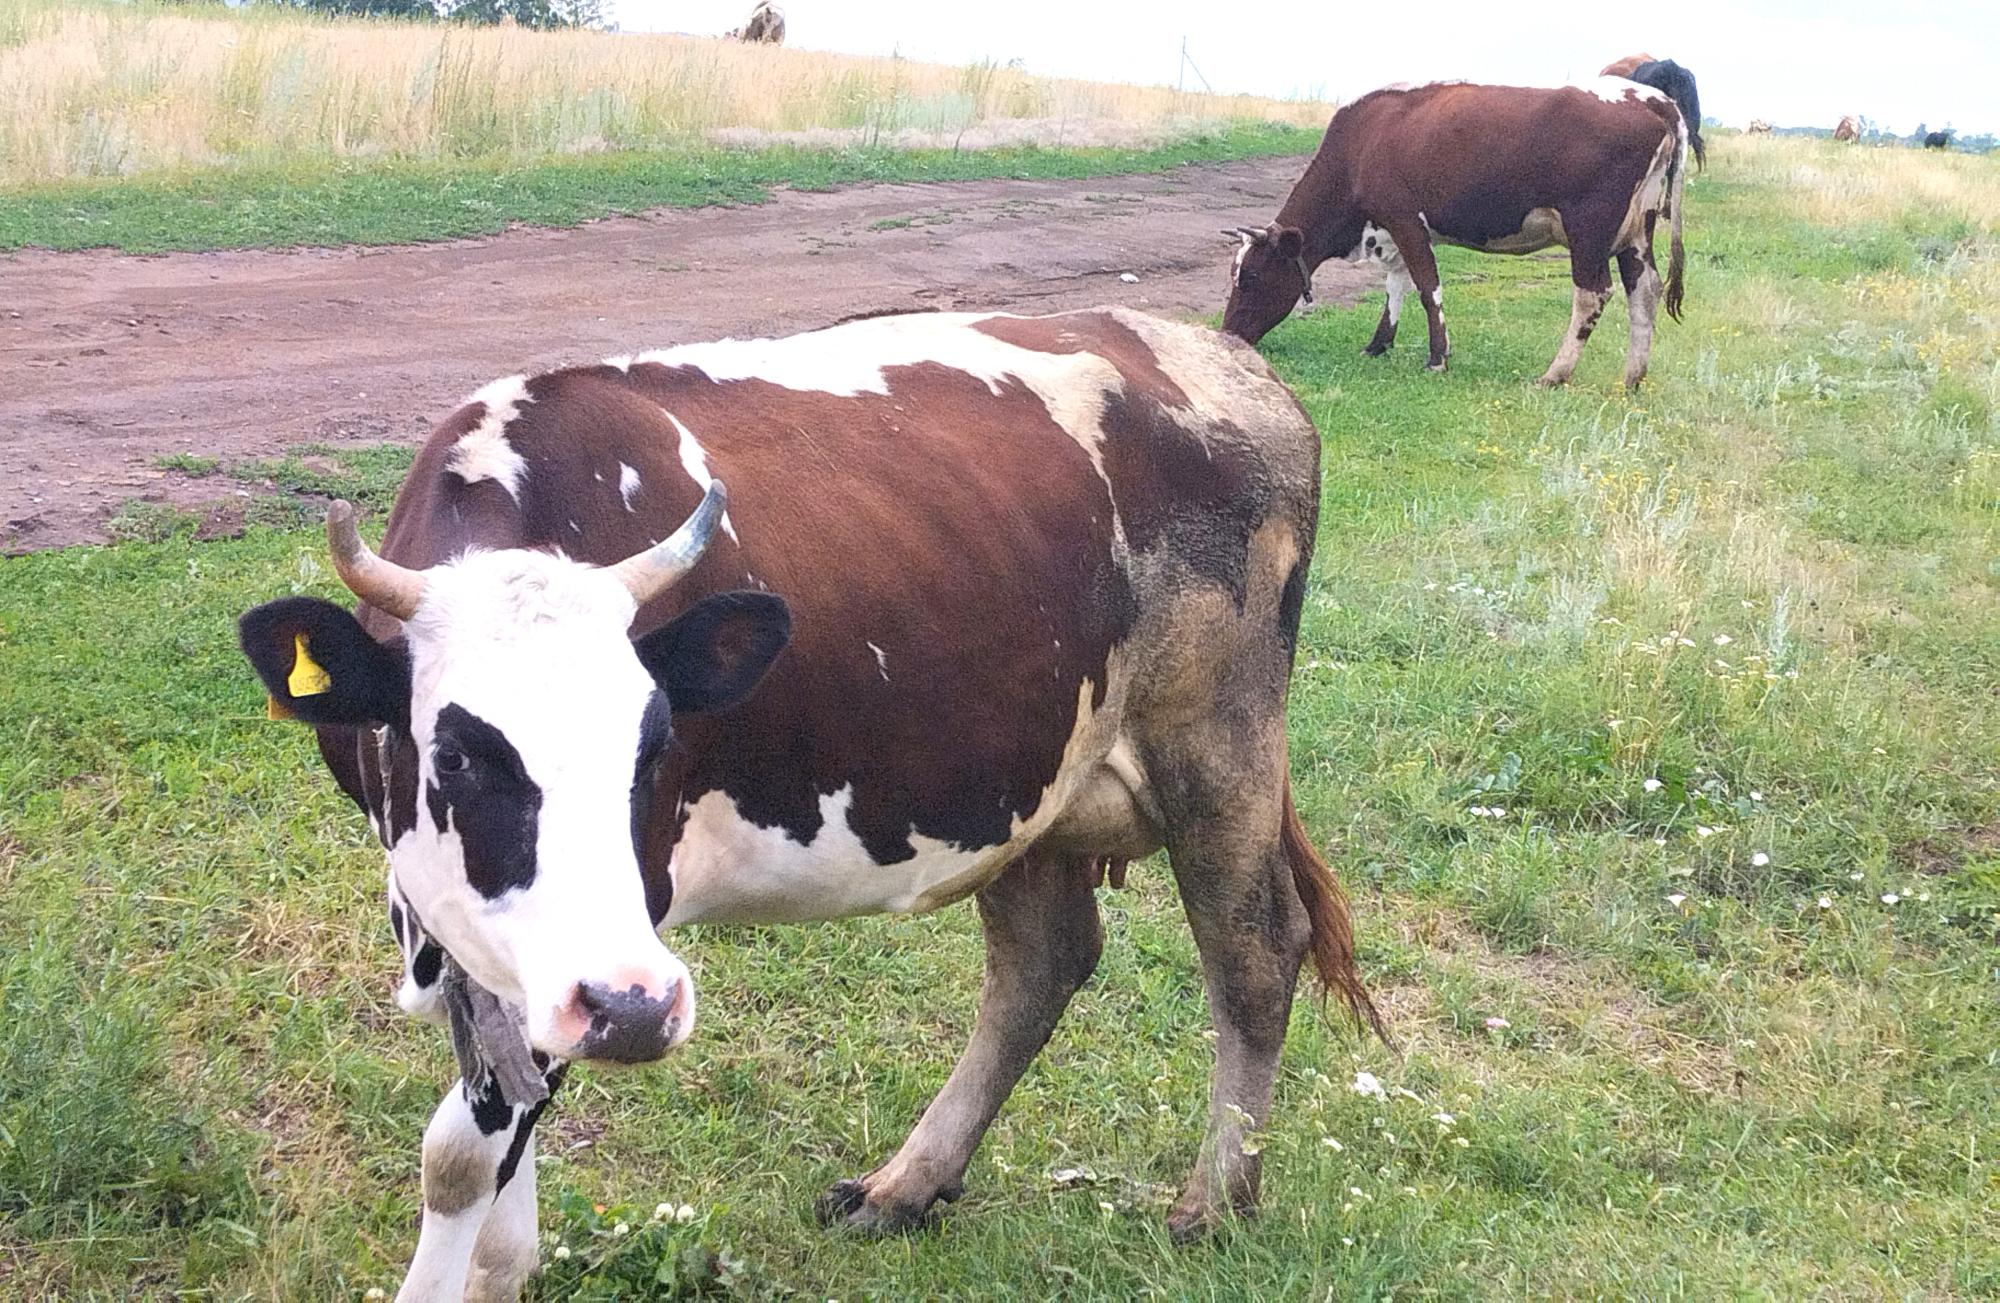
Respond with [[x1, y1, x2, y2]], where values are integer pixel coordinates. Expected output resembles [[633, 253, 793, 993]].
[[1224, 80, 1689, 390], [1834, 116, 1860, 142], [237, 306, 1381, 1300], [1747, 119, 1773, 134], [1924, 130, 1951, 150], [1603, 55, 1705, 168], [726, 0, 785, 43]]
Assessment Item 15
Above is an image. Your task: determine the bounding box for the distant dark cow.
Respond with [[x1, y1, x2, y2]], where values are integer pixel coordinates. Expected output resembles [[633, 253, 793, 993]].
[[1924, 130, 1951, 150], [1224, 81, 1689, 390], [1834, 115, 1860, 142], [1605, 56, 1706, 168], [726, 0, 785, 43], [238, 308, 1379, 1299]]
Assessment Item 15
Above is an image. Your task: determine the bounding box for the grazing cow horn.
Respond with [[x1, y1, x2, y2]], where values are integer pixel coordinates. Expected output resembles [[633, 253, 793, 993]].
[[609, 479, 728, 606], [326, 500, 426, 620]]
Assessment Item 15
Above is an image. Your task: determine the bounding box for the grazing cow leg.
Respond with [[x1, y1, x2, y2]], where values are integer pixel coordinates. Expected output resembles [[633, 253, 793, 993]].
[[1537, 247, 1614, 388], [1150, 724, 1309, 1241], [1361, 262, 1414, 357], [1616, 247, 1663, 390], [816, 853, 1103, 1232], [1379, 222, 1448, 370], [401, 1071, 560, 1303]]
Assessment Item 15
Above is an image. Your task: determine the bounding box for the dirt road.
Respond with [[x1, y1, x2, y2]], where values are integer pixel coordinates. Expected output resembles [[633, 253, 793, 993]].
[[2, 156, 1372, 551]]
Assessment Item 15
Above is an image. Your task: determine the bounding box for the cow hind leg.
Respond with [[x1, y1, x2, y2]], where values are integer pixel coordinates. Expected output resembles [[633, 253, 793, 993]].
[[815, 853, 1103, 1233], [1379, 223, 1449, 371], [1617, 247, 1663, 390], [1537, 246, 1615, 388], [400, 1071, 559, 1303], [1146, 725, 1312, 1241]]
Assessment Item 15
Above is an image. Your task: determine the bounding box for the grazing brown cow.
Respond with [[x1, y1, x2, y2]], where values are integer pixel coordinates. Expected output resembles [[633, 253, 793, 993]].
[[1224, 81, 1689, 390], [1834, 115, 1860, 142], [236, 307, 1380, 1299], [1747, 119, 1773, 134], [726, 0, 785, 43]]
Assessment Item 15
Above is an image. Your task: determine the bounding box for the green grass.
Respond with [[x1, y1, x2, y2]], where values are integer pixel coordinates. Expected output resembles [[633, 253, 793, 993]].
[[2, 139, 1998, 1297], [0, 124, 1314, 254]]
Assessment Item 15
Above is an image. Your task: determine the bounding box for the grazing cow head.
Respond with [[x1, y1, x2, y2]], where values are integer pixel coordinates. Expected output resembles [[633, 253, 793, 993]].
[[1221, 224, 1310, 343], [237, 484, 790, 1065]]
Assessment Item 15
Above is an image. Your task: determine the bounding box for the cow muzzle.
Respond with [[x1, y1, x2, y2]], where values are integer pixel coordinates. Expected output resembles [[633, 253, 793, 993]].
[[541, 966, 695, 1064]]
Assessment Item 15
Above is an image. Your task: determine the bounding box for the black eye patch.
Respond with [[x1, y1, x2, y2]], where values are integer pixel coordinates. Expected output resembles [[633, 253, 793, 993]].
[[426, 703, 541, 899]]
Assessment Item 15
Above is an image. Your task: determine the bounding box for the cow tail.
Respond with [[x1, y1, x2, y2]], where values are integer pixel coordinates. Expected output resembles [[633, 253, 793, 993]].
[[1282, 782, 1388, 1043], [1663, 122, 1688, 323]]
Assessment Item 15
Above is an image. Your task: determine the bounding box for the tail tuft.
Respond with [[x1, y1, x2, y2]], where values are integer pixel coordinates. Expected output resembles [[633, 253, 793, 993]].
[[1282, 785, 1388, 1043]]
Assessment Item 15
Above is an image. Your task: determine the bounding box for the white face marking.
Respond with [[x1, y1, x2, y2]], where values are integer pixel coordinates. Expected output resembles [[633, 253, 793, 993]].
[[1231, 231, 1255, 283], [866, 640, 889, 681], [617, 461, 642, 512], [389, 549, 689, 1056], [445, 375, 532, 501], [666, 413, 740, 543]]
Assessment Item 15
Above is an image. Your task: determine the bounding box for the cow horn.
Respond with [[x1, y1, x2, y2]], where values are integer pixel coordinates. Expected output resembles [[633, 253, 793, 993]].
[[326, 500, 426, 621], [609, 479, 728, 606]]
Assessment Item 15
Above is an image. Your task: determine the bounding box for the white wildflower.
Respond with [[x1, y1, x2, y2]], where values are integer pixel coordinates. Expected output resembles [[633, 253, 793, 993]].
[[553, 1246, 572, 1261], [676, 1204, 697, 1224], [1881, 892, 1900, 905], [1849, 871, 1864, 881], [1322, 1136, 1343, 1150], [1751, 852, 1770, 867], [1098, 1200, 1116, 1214], [1750, 790, 1763, 802], [365, 1292, 386, 1302], [1452, 1136, 1471, 1148], [1484, 1016, 1510, 1030], [1350, 1071, 1388, 1101], [613, 1222, 630, 1237], [1431, 1112, 1456, 1127], [1817, 895, 1833, 909], [654, 1202, 673, 1221], [1695, 825, 1715, 839], [1643, 778, 1663, 793], [1714, 633, 1733, 646], [1667, 893, 1688, 908]]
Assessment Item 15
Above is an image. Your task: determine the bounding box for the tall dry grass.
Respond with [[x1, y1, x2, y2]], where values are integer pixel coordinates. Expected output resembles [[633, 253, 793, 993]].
[[0, 1, 1331, 181], [1715, 131, 2000, 232]]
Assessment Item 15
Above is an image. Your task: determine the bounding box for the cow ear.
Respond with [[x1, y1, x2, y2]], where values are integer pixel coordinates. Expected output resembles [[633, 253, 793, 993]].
[[1273, 225, 1304, 258], [238, 596, 410, 729], [634, 591, 791, 715]]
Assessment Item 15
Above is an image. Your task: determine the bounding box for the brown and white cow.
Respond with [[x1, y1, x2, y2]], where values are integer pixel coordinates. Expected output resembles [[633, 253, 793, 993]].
[[237, 307, 1380, 1300], [1747, 119, 1773, 134], [1834, 115, 1860, 142], [1223, 81, 1689, 390]]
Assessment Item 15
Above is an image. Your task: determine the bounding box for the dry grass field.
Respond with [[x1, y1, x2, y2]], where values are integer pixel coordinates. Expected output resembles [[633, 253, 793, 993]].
[[0, 0, 1329, 181]]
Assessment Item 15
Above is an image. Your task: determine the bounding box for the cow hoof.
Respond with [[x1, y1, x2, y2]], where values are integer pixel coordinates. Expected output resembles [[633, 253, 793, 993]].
[[1533, 374, 1566, 389], [813, 1178, 958, 1234], [1361, 344, 1390, 358], [1426, 361, 1448, 373], [1165, 1200, 1219, 1243]]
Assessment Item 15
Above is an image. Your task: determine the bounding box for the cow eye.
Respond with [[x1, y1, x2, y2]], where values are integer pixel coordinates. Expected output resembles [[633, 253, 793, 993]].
[[435, 746, 470, 776]]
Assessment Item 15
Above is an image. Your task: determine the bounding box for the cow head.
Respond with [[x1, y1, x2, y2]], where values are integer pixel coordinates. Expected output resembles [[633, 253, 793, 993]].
[[1221, 224, 1310, 343], [237, 483, 790, 1065]]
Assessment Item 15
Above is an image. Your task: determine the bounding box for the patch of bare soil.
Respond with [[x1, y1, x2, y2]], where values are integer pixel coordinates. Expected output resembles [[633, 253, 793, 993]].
[[1, 157, 1373, 552]]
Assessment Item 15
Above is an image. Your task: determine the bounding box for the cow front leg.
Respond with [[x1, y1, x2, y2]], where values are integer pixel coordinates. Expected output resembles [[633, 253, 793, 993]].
[[1361, 263, 1413, 357], [401, 1068, 562, 1303], [815, 853, 1103, 1233], [1616, 247, 1663, 390], [1378, 222, 1447, 370]]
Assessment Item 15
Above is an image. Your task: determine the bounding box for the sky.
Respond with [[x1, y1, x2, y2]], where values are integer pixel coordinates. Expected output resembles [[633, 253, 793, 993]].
[[612, 0, 1999, 137]]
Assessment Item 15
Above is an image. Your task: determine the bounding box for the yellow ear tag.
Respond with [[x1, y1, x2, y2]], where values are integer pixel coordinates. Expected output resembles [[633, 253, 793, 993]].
[[265, 696, 295, 721], [287, 632, 333, 698]]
